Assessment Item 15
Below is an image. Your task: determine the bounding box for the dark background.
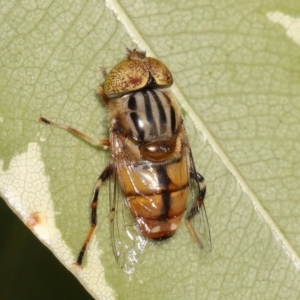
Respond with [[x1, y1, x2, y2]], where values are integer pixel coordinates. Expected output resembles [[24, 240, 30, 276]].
[[0, 198, 94, 300]]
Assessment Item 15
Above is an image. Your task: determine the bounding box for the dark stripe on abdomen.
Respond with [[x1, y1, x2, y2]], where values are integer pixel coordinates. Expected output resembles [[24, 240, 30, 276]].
[[156, 165, 172, 218]]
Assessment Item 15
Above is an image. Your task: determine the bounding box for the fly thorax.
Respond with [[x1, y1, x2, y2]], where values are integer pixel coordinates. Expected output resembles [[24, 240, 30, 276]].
[[120, 89, 180, 143]]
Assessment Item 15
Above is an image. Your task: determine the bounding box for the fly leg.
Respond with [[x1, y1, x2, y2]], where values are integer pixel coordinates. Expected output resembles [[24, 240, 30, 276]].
[[185, 170, 209, 249], [38, 88, 111, 146], [75, 164, 115, 267], [38, 115, 110, 147], [97, 86, 110, 106]]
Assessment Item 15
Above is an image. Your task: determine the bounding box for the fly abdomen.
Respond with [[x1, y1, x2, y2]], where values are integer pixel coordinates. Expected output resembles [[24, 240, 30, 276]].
[[128, 188, 189, 239], [118, 155, 189, 239]]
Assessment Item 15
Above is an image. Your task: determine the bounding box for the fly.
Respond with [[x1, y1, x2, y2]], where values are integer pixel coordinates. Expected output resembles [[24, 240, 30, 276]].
[[38, 48, 211, 273]]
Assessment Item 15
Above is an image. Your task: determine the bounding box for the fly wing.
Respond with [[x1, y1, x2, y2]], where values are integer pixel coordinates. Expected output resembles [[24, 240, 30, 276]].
[[109, 138, 148, 274], [182, 125, 212, 252]]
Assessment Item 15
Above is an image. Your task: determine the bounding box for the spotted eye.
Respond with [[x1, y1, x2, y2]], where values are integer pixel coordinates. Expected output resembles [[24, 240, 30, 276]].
[[104, 60, 149, 98], [145, 57, 173, 88], [103, 51, 173, 98]]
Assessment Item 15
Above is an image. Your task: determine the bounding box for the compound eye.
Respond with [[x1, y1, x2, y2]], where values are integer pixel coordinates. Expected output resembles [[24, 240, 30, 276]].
[[145, 57, 173, 88], [104, 60, 149, 98]]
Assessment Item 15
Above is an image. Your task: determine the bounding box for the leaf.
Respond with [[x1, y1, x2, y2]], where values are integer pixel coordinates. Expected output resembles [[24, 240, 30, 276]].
[[1, 0, 300, 299]]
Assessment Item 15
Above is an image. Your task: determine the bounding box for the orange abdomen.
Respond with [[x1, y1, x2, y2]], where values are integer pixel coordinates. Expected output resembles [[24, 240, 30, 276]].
[[118, 156, 189, 238]]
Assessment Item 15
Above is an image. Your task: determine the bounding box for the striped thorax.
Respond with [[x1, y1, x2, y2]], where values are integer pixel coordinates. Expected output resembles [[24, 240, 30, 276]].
[[118, 89, 180, 143]]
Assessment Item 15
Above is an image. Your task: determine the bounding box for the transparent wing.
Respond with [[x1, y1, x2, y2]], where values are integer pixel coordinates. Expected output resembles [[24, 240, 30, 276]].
[[108, 145, 148, 274], [183, 126, 212, 253]]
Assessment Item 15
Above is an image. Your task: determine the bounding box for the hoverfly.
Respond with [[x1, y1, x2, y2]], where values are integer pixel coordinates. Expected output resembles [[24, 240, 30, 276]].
[[39, 48, 211, 273]]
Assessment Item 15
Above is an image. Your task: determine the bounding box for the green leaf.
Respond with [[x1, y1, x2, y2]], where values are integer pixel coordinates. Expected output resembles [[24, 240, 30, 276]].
[[1, 0, 300, 299]]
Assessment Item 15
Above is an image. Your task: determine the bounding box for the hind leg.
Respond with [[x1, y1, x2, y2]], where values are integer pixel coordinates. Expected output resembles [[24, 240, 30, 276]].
[[75, 164, 114, 266], [185, 170, 209, 249]]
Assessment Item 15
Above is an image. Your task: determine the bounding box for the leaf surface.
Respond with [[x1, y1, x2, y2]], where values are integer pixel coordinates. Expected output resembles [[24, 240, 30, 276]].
[[1, 0, 300, 299]]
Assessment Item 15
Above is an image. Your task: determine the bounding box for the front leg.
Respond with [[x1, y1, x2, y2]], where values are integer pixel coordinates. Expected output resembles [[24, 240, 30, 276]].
[[38, 86, 111, 145], [38, 115, 110, 147]]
